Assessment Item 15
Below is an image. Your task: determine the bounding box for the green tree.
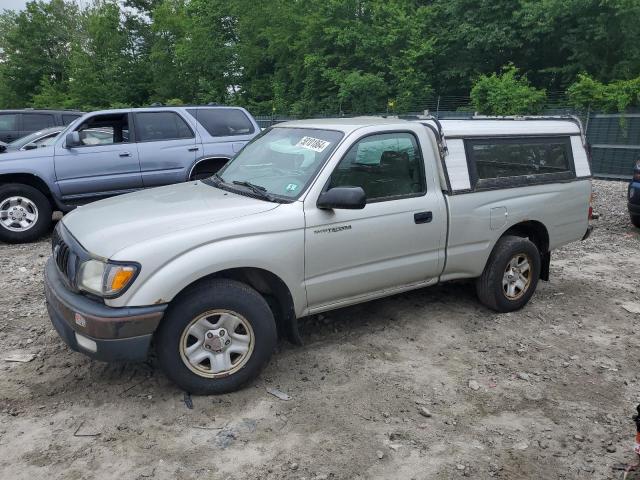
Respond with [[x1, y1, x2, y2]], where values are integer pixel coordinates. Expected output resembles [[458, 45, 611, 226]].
[[567, 74, 640, 113], [470, 65, 547, 115], [149, 0, 235, 104], [0, 0, 78, 107], [63, 0, 151, 110]]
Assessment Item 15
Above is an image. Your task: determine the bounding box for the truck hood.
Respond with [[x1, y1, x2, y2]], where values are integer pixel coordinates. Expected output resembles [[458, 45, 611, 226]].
[[62, 181, 280, 258]]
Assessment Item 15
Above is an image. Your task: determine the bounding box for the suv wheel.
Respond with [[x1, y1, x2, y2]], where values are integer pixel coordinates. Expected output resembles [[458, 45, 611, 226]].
[[156, 279, 277, 394], [475, 235, 541, 312], [0, 183, 52, 243], [631, 214, 640, 229]]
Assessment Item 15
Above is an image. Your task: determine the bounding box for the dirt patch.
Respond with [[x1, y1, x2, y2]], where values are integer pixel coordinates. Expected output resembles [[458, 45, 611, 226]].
[[1, 180, 639, 479]]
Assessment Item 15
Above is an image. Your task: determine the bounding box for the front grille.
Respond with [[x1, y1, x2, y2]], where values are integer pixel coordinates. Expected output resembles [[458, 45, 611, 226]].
[[55, 241, 70, 276], [52, 226, 77, 286]]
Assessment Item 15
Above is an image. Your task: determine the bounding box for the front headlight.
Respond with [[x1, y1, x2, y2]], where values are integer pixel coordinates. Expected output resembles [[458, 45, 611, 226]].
[[78, 260, 139, 297]]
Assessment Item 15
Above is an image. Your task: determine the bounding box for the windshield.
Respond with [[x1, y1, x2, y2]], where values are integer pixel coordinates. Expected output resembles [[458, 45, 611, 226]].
[[9, 128, 60, 149], [218, 127, 344, 199]]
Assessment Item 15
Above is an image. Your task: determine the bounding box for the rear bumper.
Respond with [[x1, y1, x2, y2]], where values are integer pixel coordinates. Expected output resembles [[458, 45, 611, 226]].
[[44, 258, 167, 362]]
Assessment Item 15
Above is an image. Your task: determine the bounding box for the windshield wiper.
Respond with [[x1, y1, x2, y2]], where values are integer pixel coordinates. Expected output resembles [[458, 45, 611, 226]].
[[232, 180, 275, 202]]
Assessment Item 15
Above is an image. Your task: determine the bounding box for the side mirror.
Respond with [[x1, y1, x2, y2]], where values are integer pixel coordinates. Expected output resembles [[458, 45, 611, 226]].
[[65, 132, 81, 148], [23, 143, 38, 151], [317, 186, 366, 210]]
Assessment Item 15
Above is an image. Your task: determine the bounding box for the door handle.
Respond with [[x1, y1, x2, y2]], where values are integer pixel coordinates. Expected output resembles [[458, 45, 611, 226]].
[[119, 152, 131, 157], [188, 147, 200, 152], [414, 211, 433, 224]]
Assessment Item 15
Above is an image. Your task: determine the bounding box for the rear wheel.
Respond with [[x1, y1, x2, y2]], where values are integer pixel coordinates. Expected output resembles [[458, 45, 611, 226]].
[[631, 214, 640, 228], [0, 183, 52, 243], [155, 279, 277, 394], [476, 235, 541, 312]]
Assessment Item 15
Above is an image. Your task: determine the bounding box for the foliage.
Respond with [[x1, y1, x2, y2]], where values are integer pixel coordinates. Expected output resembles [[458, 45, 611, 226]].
[[567, 74, 640, 113], [0, 0, 78, 108], [470, 66, 547, 115], [0, 0, 639, 114]]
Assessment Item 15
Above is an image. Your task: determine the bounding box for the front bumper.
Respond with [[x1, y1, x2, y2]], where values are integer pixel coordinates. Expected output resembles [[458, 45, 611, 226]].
[[629, 202, 640, 216], [44, 258, 167, 361]]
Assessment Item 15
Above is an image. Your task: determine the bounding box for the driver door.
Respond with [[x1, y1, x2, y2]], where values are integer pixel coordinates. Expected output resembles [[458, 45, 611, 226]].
[[303, 131, 447, 310], [53, 112, 142, 204]]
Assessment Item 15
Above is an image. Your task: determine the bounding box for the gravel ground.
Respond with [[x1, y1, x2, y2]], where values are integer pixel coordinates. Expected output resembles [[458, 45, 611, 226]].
[[0, 179, 639, 480]]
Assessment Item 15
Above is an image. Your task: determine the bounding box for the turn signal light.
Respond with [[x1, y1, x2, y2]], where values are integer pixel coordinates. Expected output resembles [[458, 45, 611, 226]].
[[107, 267, 136, 293]]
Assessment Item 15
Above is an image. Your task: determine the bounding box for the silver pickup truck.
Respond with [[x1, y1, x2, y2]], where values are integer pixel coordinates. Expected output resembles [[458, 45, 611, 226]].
[[44, 116, 593, 394]]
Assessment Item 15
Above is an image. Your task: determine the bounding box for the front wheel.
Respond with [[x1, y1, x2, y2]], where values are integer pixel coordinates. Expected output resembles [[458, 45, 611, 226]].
[[155, 279, 277, 394], [0, 183, 52, 243], [631, 214, 640, 229], [476, 235, 541, 312]]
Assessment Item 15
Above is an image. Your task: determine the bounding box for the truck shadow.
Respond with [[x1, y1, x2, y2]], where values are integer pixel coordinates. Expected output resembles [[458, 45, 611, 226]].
[[298, 280, 481, 341]]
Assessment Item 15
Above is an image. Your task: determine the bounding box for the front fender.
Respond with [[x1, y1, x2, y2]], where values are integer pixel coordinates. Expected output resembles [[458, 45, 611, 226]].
[[0, 152, 61, 199], [106, 219, 306, 317]]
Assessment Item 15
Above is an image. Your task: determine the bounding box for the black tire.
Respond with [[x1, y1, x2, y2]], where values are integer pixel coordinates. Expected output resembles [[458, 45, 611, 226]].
[[631, 214, 640, 229], [0, 183, 53, 243], [475, 235, 541, 312], [155, 278, 277, 394]]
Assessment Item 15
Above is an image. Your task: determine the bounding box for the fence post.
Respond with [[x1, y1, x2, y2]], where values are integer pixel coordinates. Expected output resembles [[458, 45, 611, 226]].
[[584, 104, 591, 137], [436, 95, 441, 119]]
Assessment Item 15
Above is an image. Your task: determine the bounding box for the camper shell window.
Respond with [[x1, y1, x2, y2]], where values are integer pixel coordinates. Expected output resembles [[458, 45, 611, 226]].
[[464, 136, 575, 190]]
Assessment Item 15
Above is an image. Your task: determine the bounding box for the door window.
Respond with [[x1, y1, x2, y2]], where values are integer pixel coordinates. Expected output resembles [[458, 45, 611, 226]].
[[329, 132, 426, 201], [74, 113, 130, 146], [134, 111, 194, 142], [22, 113, 54, 131], [0, 114, 18, 131]]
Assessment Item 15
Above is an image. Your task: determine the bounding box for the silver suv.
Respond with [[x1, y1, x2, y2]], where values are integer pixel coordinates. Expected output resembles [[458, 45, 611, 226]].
[[0, 105, 259, 243], [44, 116, 593, 394]]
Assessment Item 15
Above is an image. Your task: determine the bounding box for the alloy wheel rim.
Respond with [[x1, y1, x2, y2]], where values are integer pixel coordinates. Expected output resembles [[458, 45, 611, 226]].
[[0, 196, 39, 232], [502, 253, 532, 300], [179, 309, 254, 378]]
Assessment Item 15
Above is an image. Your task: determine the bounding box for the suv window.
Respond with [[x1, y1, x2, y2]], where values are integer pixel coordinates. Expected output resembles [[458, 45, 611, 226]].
[[188, 108, 255, 137], [22, 113, 55, 131], [329, 132, 426, 201], [466, 137, 573, 186], [0, 114, 18, 130], [135, 111, 193, 142], [62, 114, 81, 125], [75, 113, 130, 145]]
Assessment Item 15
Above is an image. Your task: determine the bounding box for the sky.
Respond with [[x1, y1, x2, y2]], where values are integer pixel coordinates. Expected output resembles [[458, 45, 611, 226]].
[[1, 0, 28, 11]]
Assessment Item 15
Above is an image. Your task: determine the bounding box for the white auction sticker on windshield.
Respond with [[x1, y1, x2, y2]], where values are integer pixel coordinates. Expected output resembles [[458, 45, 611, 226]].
[[296, 136, 331, 152]]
